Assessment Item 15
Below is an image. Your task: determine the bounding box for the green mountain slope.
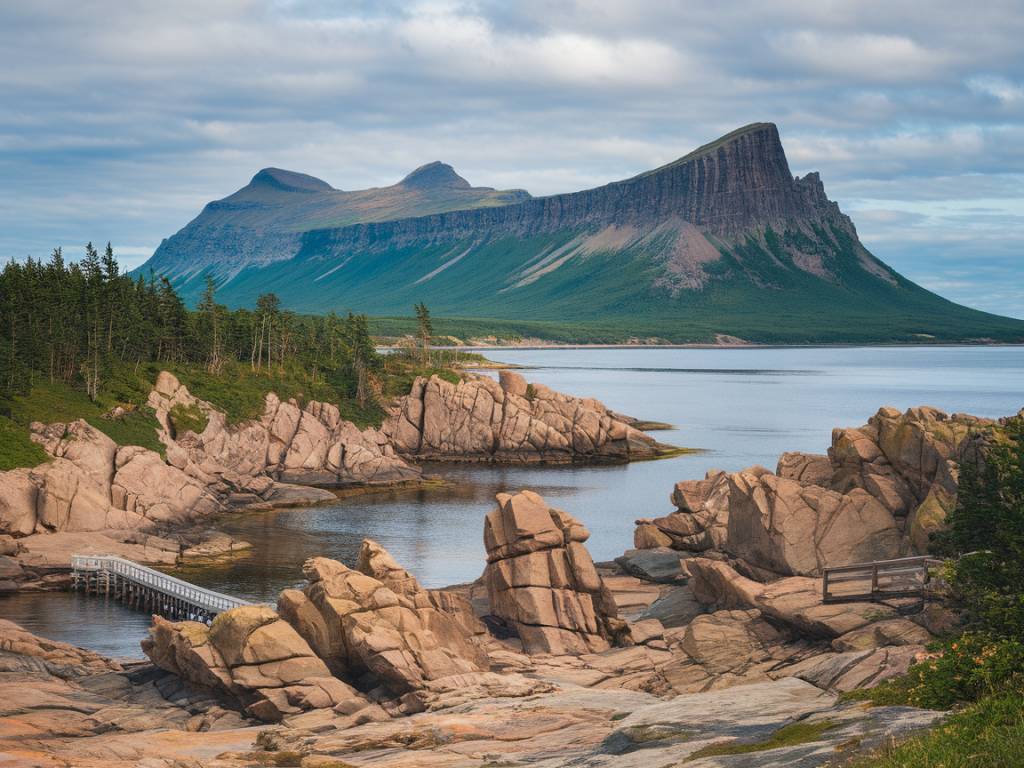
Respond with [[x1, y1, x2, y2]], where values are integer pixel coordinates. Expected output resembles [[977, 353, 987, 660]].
[[138, 123, 1024, 344]]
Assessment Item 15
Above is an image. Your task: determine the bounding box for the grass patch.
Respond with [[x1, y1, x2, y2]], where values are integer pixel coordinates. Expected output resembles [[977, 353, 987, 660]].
[[91, 407, 166, 455], [849, 692, 1024, 768], [0, 415, 49, 470], [160, 361, 392, 428], [3, 379, 165, 457], [168, 402, 208, 436], [686, 718, 838, 760]]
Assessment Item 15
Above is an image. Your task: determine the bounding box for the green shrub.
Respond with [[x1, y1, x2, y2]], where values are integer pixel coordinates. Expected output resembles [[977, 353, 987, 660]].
[[849, 692, 1024, 768], [168, 402, 208, 436], [932, 415, 1024, 637], [846, 634, 1024, 710]]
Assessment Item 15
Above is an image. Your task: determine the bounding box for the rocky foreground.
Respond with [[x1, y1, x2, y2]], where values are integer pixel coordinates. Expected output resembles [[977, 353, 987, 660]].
[[0, 484, 963, 767], [0, 369, 667, 592]]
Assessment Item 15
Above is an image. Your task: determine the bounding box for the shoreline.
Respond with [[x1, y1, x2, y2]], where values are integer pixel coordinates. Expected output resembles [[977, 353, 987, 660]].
[[433, 340, 1024, 351]]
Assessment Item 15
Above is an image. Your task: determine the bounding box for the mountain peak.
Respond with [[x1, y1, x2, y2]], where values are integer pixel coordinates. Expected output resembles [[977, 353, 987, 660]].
[[399, 161, 472, 190], [249, 168, 334, 193]]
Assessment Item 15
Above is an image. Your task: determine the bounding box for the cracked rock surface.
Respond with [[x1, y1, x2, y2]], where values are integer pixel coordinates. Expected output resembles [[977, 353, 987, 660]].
[[383, 370, 672, 463]]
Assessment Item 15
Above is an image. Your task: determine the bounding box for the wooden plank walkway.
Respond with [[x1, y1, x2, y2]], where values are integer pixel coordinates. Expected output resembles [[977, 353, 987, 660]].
[[71, 554, 251, 624], [822, 555, 944, 604]]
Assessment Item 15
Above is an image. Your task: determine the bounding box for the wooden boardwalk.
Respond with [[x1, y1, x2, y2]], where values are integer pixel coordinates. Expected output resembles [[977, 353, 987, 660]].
[[822, 555, 944, 604], [71, 555, 251, 623]]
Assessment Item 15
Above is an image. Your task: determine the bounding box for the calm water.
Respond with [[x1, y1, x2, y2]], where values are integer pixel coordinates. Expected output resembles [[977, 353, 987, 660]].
[[3, 346, 1022, 657]]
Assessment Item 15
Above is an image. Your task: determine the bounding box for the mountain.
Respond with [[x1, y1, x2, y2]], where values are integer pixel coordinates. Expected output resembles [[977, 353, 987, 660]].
[[142, 163, 530, 283], [139, 123, 1024, 343]]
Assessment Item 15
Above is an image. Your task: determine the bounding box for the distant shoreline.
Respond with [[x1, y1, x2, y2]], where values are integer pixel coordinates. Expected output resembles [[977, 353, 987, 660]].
[[428, 341, 1024, 351]]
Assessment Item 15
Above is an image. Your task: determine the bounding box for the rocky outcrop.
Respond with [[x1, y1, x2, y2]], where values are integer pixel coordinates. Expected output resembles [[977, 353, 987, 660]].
[[383, 371, 671, 463], [2, 617, 946, 768], [292, 555, 485, 697], [483, 490, 629, 654], [355, 538, 488, 656], [143, 607, 367, 723], [635, 406, 996, 575], [143, 544, 492, 721], [683, 557, 934, 644], [148, 371, 420, 496], [0, 420, 220, 544]]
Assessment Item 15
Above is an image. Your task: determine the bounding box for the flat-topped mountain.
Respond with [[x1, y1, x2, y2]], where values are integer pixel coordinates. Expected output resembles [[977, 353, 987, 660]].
[[139, 123, 1024, 343]]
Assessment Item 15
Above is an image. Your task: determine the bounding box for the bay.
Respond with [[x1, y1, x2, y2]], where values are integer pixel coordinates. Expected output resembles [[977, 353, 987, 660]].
[[4, 345, 1021, 657]]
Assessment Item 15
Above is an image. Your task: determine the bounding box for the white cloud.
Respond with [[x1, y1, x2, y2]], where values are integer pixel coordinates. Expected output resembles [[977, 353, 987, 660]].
[[1, 0, 1024, 317]]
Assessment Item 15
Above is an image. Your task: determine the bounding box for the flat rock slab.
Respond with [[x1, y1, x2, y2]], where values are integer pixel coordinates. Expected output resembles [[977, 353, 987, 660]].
[[615, 548, 686, 583], [638, 584, 706, 628], [602, 574, 664, 620]]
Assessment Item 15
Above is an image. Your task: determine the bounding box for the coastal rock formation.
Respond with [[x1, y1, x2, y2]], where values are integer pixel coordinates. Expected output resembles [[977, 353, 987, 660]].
[[384, 371, 670, 463], [483, 490, 629, 654], [145, 545, 492, 721], [684, 557, 934, 644], [143, 607, 364, 722], [635, 406, 994, 575], [148, 371, 420, 497], [0, 417, 221, 536], [355, 538, 488, 654], [291, 555, 485, 697], [1, 618, 945, 768]]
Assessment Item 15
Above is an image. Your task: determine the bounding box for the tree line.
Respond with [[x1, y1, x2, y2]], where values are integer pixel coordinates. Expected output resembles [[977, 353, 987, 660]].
[[0, 245, 379, 405]]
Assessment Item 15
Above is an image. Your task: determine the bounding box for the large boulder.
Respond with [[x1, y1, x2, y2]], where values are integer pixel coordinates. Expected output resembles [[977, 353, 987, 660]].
[[143, 606, 366, 722], [111, 445, 220, 524], [0, 468, 40, 536], [383, 373, 670, 463], [482, 490, 629, 654], [287, 555, 484, 696], [636, 406, 997, 576]]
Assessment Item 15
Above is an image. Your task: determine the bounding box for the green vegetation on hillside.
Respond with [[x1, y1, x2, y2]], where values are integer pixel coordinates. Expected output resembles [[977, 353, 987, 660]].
[[0, 246, 469, 468], [183, 223, 1024, 344], [846, 414, 1024, 765], [0, 416, 48, 471]]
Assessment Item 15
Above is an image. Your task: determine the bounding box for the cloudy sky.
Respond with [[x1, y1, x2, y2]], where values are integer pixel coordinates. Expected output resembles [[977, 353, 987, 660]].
[[2, 0, 1022, 317]]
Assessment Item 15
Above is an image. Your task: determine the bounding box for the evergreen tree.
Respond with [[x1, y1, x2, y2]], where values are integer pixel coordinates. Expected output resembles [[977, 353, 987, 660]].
[[414, 302, 432, 364]]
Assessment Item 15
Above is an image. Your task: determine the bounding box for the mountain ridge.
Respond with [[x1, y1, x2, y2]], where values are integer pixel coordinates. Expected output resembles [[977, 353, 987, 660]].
[[138, 123, 1024, 344]]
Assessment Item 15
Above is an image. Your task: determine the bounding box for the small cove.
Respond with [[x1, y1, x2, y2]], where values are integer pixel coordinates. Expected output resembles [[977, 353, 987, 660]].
[[3, 345, 1022, 657]]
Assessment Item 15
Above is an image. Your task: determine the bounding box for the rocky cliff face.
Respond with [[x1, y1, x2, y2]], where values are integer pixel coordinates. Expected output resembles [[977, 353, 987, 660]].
[[383, 370, 672, 463], [634, 406, 1003, 576]]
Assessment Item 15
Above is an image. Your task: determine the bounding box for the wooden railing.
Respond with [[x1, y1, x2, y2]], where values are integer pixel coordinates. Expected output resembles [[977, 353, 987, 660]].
[[71, 555, 250, 619], [822, 556, 944, 604]]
